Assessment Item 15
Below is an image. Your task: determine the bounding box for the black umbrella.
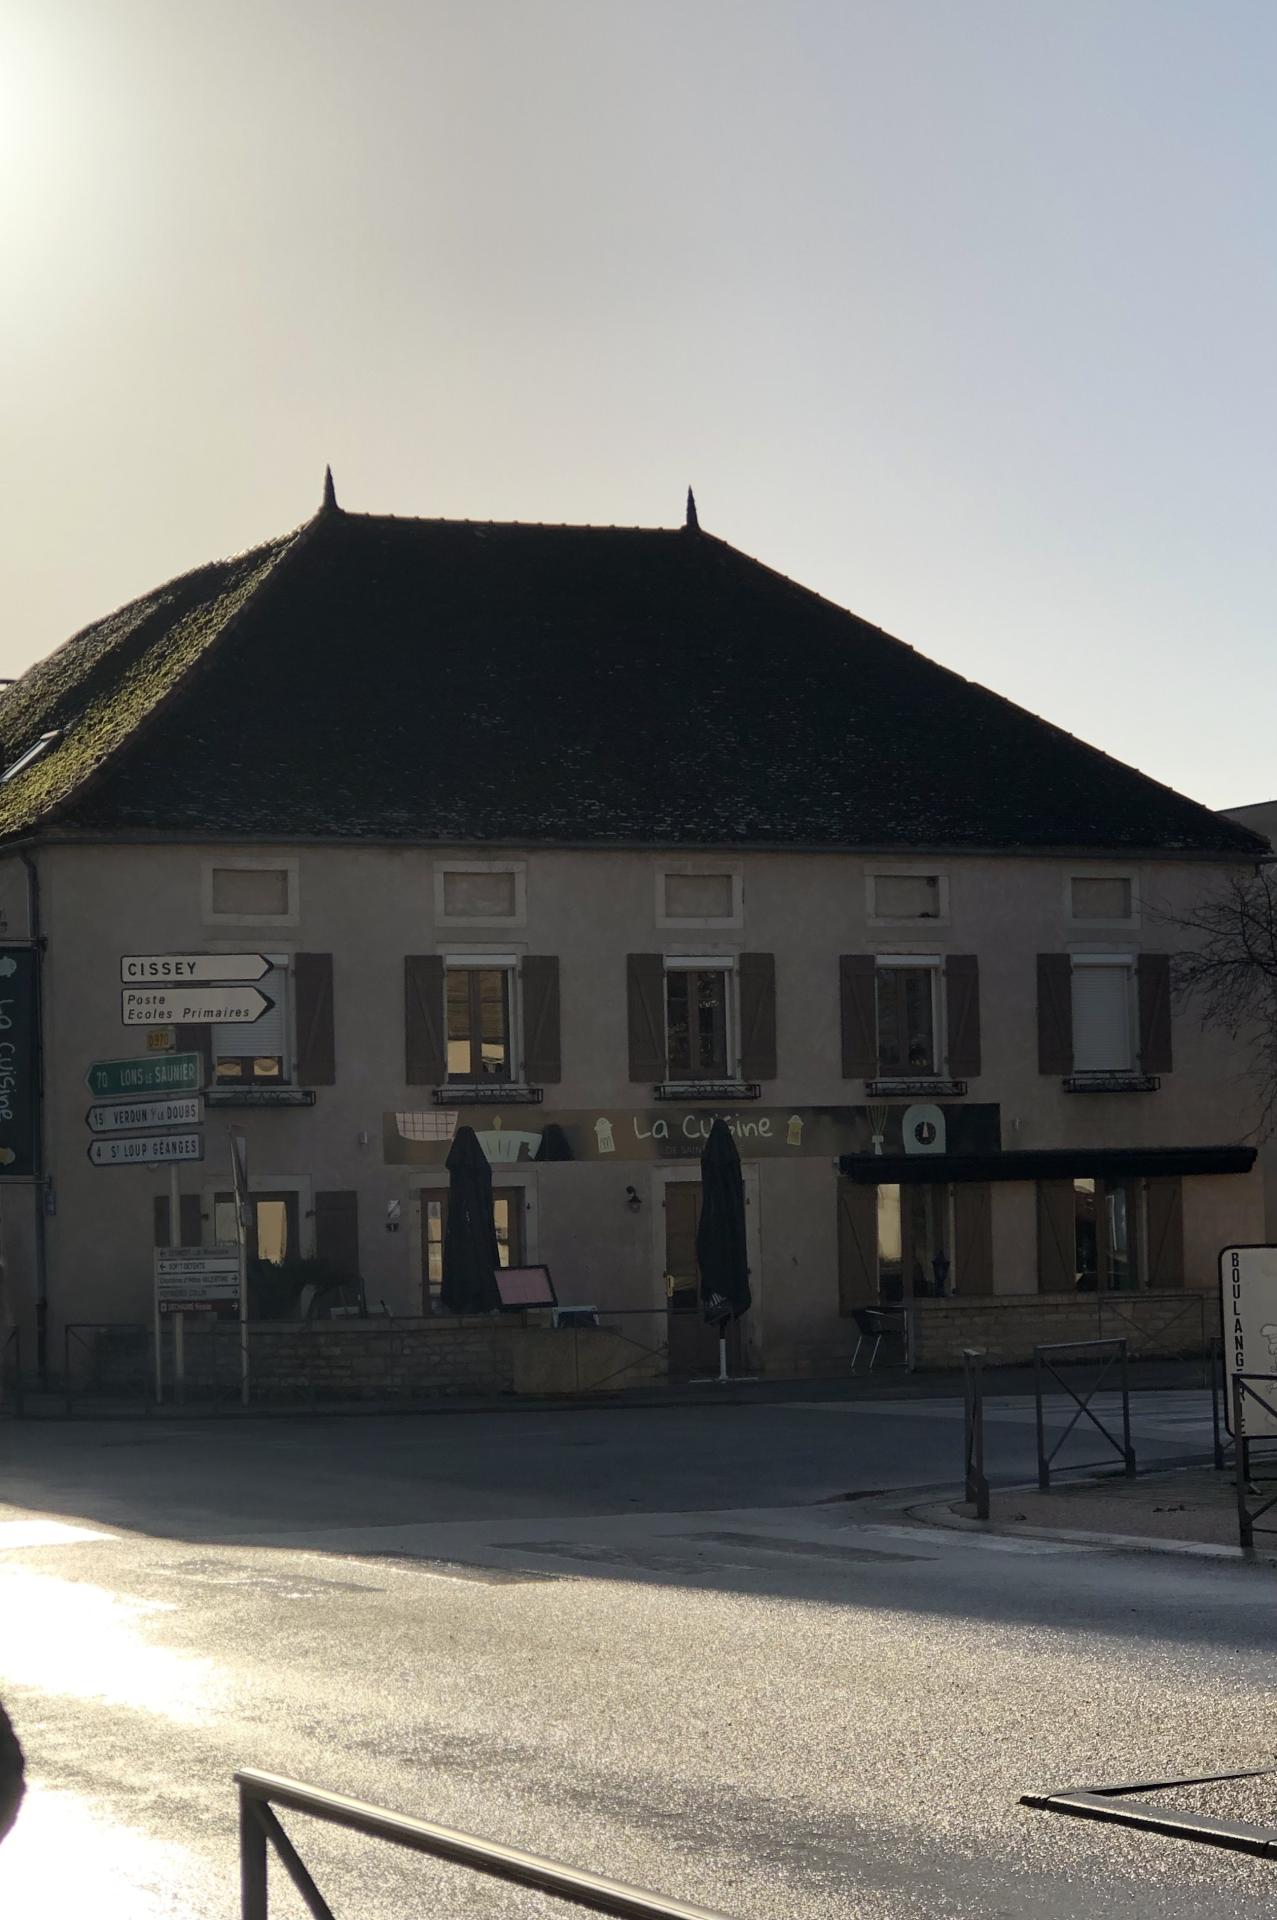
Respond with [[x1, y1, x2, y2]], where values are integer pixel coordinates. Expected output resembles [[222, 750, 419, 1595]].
[[697, 1117, 752, 1328], [441, 1125, 503, 1315]]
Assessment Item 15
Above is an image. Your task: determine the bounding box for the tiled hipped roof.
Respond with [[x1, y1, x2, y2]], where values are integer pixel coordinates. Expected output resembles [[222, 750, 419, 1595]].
[[0, 504, 1264, 857]]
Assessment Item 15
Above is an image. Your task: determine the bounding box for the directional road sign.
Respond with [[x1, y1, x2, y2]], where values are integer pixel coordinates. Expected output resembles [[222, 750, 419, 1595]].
[[86, 1094, 202, 1135], [86, 1053, 202, 1098], [154, 1245, 240, 1313], [87, 1132, 204, 1167], [121, 954, 270, 984], [121, 987, 273, 1027]]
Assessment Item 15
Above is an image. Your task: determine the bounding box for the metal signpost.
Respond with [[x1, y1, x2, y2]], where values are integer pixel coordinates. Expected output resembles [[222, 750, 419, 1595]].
[[121, 954, 269, 983], [1219, 1245, 1277, 1438], [121, 986, 273, 1026]]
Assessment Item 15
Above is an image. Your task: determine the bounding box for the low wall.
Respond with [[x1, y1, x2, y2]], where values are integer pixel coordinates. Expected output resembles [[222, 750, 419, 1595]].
[[908, 1288, 1220, 1370], [75, 1314, 667, 1404]]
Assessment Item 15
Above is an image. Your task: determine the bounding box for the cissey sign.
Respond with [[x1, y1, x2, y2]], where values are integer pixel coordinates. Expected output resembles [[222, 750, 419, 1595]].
[[0, 948, 38, 1176]]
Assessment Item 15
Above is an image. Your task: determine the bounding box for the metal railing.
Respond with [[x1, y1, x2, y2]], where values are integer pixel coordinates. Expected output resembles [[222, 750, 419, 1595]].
[[0, 1326, 21, 1416], [962, 1348, 989, 1520], [1034, 1338, 1135, 1490], [1095, 1288, 1213, 1370], [1231, 1373, 1277, 1550], [64, 1322, 152, 1417], [236, 1769, 731, 1920], [1208, 1336, 1236, 1470]]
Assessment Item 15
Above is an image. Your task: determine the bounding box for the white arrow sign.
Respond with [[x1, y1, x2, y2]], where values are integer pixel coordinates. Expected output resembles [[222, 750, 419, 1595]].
[[86, 1094, 202, 1135], [121, 988, 274, 1027], [88, 1131, 204, 1167], [121, 953, 271, 984]]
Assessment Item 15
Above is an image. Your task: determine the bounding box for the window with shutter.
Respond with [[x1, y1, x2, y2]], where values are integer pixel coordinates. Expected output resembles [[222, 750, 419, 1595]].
[[1036, 955, 1073, 1074], [521, 956, 561, 1084], [839, 955, 877, 1078], [1145, 1178, 1184, 1288], [404, 955, 446, 1084], [294, 953, 335, 1086], [945, 956, 981, 1078], [212, 957, 290, 1085], [1138, 954, 1173, 1074], [1037, 1181, 1076, 1292], [875, 961, 939, 1075], [737, 952, 776, 1081], [627, 955, 666, 1082], [1071, 962, 1134, 1072]]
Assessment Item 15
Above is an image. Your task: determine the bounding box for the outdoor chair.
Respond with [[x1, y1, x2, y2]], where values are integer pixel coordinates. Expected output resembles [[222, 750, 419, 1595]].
[[850, 1307, 906, 1371]]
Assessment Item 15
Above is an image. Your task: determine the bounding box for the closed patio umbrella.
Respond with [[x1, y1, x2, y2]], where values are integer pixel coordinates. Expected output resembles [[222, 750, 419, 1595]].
[[441, 1125, 503, 1314], [696, 1117, 751, 1382]]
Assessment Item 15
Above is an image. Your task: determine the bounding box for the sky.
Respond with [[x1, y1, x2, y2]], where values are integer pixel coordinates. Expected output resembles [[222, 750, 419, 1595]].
[[1, 0, 1274, 810]]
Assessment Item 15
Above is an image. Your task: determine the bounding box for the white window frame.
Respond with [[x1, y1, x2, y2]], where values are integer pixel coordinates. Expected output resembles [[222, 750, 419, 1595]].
[[662, 954, 739, 1081], [873, 953, 944, 1077], [867, 869, 949, 926], [656, 865, 743, 931], [203, 857, 300, 927], [1066, 870, 1139, 928], [210, 950, 294, 1085], [434, 860, 527, 928], [203, 1173, 314, 1258], [1069, 952, 1137, 1073], [442, 951, 523, 1085]]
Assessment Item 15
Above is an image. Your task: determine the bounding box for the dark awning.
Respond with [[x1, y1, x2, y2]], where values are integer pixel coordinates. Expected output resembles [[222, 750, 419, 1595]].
[[838, 1145, 1257, 1186]]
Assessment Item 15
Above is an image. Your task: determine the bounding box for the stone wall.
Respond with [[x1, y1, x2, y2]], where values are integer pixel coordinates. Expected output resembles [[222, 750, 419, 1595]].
[[907, 1288, 1220, 1370]]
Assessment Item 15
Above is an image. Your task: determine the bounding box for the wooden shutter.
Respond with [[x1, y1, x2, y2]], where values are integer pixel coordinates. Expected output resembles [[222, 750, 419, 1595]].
[[1037, 955, 1073, 1074], [837, 1179, 878, 1314], [153, 1194, 204, 1247], [294, 953, 335, 1085], [175, 1024, 213, 1086], [953, 1182, 993, 1294], [738, 952, 777, 1081], [1145, 1177, 1184, 1289], [1037, 1179, 1076, 1292], [840, 955, 877, 1079], [404, 956, 446, 1084], [627, 954, 666, 1082], [315, 1190, 360, 1278], [945, 956, 982, 1077], [521, 956, 561, 1085], [1138, 953, 1173, 1074]]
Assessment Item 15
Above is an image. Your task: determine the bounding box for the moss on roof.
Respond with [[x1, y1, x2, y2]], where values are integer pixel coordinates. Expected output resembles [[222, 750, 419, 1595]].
[[0, 505, 1266, 860], [0, 533, 299, 839]]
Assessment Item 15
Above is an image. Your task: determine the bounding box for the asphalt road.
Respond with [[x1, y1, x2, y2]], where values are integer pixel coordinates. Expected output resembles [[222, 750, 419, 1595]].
[[1, 1388, 1273, 1918]]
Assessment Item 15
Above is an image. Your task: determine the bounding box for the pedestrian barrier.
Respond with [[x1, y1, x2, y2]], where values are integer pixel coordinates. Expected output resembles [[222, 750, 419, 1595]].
[[962, 1348, 989, 1520], [236, 1769, 732, 1920], [63, 1321, 153, 1417], [1033, 1338, 1135, 1489], [1230, 1372, 1277, 1550]]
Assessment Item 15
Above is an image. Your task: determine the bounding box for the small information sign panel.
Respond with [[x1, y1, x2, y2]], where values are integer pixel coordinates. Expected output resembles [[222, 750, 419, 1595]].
[[86, 1094, 201, 1135], [88, 1131, 204, 1168], [1220, 1245, 1277, 1436], [122, 954, 270, 984], [122, 987, 272, 1027], [155, 1245, 240, 1314], [87, 1053, 202, 1099]]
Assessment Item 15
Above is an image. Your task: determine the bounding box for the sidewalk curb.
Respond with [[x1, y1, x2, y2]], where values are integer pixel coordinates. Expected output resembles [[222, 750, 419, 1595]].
[[906, 1484, 1277, 1566]]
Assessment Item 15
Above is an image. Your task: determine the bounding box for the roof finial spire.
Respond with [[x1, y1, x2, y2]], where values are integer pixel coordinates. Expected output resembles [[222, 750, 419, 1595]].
[[685, 486, 699, 532], [321, 466, 338, 513]]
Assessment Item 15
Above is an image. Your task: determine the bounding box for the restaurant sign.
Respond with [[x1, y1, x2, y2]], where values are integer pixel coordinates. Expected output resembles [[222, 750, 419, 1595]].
[[385, 1103, 1001, 1167], [0, 947, 38, 1176]]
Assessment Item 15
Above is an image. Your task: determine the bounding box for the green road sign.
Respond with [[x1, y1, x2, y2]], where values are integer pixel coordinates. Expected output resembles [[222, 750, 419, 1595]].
[[85, 1053, 203, 1099]]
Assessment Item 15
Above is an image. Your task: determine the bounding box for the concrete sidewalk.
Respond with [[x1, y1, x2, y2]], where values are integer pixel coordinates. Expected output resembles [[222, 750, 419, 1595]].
[[942, 1463, 1271, 1555]]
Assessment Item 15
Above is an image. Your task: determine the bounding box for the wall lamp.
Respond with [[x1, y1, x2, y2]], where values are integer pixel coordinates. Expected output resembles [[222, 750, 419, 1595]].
[[625, 1185, 642, 1213]]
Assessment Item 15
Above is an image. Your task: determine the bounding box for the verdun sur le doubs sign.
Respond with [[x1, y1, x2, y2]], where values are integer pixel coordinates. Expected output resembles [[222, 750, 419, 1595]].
[[0, 947, 38, 1176]]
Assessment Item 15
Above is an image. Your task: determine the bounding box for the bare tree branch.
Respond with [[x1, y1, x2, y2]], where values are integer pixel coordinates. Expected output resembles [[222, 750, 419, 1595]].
[[1162, 870, 1277, 1140]]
